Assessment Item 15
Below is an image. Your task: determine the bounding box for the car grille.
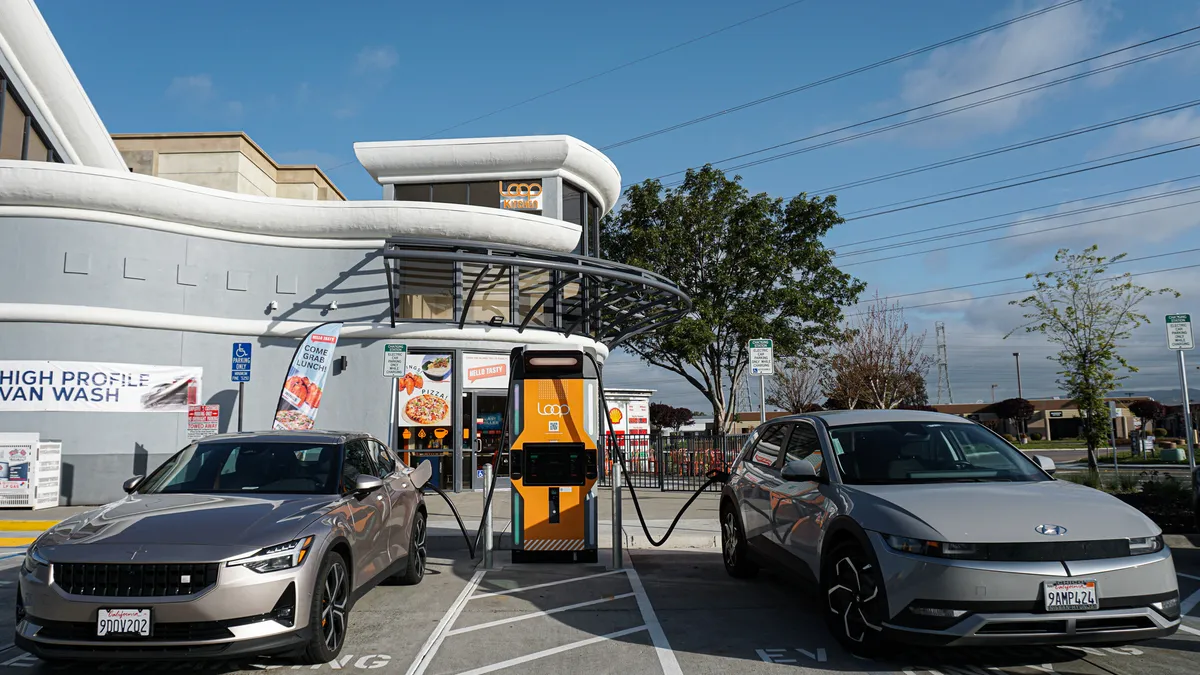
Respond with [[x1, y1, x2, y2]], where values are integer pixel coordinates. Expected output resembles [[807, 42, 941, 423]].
[[979, 540, 1131, 561], [53, 563, 219, 597], [34, 618, 234, 642]]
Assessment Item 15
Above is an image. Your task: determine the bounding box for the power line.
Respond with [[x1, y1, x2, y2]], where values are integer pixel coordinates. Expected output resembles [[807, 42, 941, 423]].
[[839, 135, 1200, 217], [651, 35, 1200, 186], [840, 195, 1200, 267], [601, 0, 1085, 152], [838, 179, 1200, 256], [848, 246, 1200, 306], [419, 0, 817, 139], [846, 262, 1200, 317]]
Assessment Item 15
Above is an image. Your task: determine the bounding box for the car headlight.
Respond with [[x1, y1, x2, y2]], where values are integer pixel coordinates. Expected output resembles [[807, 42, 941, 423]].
[[227, 536, 315, 573], [884, 535, 983, 559], [1128, 535, 1164, 556], [22, 543, 48, 575]]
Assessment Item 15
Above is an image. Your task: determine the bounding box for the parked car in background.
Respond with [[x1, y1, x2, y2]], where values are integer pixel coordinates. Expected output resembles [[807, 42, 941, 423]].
[[16, 430, 431, 664], [720, 410, 1180, 654]]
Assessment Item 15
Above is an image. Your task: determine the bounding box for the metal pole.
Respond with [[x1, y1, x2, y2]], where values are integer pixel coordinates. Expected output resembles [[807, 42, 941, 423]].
[[1013, 353, 1024, 437], [387, 379, 396, 452], [237, 382, 244, 432], [1179, 350, 1196, 473], [483, 462, 494, 569], [612, 447, 623, 570], [760, 375, 766, 425]]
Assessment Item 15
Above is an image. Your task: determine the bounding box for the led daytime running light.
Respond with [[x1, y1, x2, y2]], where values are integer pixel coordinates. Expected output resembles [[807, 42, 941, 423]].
[[227, 536, 315, 573]]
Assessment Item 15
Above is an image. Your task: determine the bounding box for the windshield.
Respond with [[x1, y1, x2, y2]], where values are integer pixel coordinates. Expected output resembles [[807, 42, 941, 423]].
[[138, 442, 341, 495], [828, 421, 1048, 485]]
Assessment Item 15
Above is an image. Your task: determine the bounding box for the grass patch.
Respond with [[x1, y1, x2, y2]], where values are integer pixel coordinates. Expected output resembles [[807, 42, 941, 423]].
[[1111, 452, 1189, 465], [1015, 440, 1088, 449]]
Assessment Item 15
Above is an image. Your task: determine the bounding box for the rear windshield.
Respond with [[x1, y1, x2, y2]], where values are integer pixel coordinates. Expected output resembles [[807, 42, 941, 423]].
[[138, 442, 341, 495], [828, 421, 1048, 485]]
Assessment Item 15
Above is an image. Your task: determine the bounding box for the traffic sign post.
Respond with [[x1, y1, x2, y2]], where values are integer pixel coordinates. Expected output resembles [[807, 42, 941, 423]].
[[1167, 315, 1196, 472], [384, 345, 407, 453], [749, 339, 774, 424], [231, 342, 252, 432]]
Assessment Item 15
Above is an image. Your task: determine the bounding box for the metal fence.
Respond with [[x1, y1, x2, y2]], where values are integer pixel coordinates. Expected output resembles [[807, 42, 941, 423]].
[[599, 434, 750, 492]]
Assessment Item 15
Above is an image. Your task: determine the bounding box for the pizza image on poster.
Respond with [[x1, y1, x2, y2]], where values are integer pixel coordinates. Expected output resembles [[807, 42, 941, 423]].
[[397, 353, 453, 427]]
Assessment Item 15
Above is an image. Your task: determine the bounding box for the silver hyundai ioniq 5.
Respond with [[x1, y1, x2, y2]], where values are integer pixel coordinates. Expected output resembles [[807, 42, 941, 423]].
[[16, 430, 431, 664], [720, 410, 1180, 654]]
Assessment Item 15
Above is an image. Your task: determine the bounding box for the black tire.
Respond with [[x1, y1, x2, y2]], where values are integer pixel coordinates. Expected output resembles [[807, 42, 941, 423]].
[[395, 511, 427, 585], [822, 541, 889, 656], [721, 505, 758, 579], [300, 551, 351, 665]]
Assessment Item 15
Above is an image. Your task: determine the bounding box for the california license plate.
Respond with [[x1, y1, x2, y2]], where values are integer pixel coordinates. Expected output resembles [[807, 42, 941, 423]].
[[97, 608, 150, 637], [1044, 580, 1098, 612]]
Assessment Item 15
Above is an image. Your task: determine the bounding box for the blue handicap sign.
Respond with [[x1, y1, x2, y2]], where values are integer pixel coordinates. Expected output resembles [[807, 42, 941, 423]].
[[231, 342, 252, 382], [476, 469, 484, 478]]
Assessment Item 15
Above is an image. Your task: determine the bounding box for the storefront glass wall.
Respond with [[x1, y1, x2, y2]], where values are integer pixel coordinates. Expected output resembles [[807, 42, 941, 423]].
[[0, 69, 60, 162]]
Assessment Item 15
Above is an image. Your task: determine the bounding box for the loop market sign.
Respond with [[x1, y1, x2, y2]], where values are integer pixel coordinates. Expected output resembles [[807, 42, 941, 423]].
[[0, 361, 202, 412], [499, 180, 542, 211]]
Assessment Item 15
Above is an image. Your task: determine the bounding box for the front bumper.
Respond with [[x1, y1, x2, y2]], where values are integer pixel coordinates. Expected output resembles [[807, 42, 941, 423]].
[[16, 554, 319, 659], [868, 532, 1181, 646]]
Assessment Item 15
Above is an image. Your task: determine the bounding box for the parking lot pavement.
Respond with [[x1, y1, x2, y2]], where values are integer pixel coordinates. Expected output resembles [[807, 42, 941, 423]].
[[3, 545, 1200, 674]]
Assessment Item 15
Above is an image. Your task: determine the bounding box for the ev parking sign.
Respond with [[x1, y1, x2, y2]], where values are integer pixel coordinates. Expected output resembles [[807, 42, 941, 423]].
[[749, 339, 774, 376], [1166, 314, 1193, 350]]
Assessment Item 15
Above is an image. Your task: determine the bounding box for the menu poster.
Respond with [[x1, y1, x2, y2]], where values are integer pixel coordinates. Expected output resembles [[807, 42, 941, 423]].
[[398, 353, 453, 427], [462, 353, 510, 390]]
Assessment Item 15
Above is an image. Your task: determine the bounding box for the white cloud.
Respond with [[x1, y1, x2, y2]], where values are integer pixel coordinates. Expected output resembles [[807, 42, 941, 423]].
[[355, 46, 398, 73], [897, 0, 1107, 138], [1099, 109, 1200, 155], [166, 74, 213, 102]]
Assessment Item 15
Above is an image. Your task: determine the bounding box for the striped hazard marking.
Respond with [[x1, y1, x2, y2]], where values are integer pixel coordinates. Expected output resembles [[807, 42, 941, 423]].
[[522, 539, 585, 551]]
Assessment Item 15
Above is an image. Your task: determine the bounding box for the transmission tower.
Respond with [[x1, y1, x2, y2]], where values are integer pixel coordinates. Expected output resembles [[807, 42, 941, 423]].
[[935, 322, 953, 404]]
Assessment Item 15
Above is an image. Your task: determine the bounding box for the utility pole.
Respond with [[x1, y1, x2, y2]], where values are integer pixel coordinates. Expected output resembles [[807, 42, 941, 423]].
[[935, 322, 953, 404], [1013, 352, 1025, 437], [991, 384, 998, 403]]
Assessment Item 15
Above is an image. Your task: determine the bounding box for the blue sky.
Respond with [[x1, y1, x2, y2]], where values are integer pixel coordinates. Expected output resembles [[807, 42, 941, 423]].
[[38, 0, 1200, 413]]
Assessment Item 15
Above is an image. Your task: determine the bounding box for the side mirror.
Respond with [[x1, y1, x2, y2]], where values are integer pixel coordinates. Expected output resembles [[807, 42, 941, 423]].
[[410, 460, 433, 489], [1034, 455, 1056, 475], [781, 459, 818, 482], [123, 475, 143, 494], [353, 475, 385, 493]]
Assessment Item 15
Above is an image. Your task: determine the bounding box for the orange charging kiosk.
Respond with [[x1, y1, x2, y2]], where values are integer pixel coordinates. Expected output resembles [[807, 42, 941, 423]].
[[509, 345, 600, 563]]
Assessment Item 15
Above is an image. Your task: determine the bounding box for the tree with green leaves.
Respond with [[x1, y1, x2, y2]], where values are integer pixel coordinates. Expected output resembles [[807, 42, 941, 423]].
[[603, 165, 863, 432], [1007, 246, 1178, 471]]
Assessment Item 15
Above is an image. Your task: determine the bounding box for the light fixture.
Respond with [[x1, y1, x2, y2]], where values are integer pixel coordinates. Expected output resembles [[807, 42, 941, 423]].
[[488, 315, 503, 326], [268, 300, 278, 311], [529, 356, 580, 367], [329, 301, 339, 310]]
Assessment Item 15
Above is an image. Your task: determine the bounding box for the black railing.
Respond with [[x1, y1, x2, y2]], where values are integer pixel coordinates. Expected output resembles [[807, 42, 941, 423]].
[[600, 434, 750, 492]]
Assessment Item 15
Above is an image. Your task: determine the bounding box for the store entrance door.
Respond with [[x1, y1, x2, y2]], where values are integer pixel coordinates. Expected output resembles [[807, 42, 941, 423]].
[[462, 392, 510, 490]]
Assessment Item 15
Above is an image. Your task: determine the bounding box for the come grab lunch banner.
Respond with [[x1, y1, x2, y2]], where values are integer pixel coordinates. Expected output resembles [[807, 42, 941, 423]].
[[0, 361, 201, 412], [272, 322, 342, 430]]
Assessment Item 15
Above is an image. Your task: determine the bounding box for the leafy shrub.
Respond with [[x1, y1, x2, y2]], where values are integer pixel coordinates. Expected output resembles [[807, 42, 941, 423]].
[[1063, 472, 1101, 489], [1030, 432, 1043, 441], [1154, 428, 1169, 437], [1003, 433, 1017, 442], [1105, 472, 1139, 493]]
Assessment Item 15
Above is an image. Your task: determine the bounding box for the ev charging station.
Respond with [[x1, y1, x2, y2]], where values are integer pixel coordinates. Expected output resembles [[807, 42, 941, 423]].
[[506, 345, 601, 563]]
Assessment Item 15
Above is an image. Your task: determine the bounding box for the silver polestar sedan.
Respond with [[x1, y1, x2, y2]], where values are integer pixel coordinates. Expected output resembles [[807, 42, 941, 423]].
[[720, 410, 1180, 654], [16, 430, 431, 664]]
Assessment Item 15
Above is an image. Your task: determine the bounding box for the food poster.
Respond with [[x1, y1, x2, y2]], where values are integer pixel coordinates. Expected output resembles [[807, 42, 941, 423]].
[[272, 322, 342, 430], [397, 353, 454, 447]]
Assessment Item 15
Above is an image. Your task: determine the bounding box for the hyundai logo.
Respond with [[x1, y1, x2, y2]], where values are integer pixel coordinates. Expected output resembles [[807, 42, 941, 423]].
[[1035, 524, 1068, 536]]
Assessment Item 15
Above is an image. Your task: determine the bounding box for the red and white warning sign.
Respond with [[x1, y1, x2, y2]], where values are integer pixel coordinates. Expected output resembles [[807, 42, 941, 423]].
[[187, 405, 220, 440]]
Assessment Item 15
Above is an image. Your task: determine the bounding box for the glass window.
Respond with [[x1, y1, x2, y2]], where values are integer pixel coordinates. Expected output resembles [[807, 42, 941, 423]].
[[1, 85, 26, 160], [590, 202, 603, 258], [395, 258, 454, 320], [563, 182, 584, 254], [463, 263, 511, 324], [26, 125, 48, 162], [750, 424, 787, 468], [137, 442, 341, 494], [517, 268, 552, 328], [829, 422, 1049, 485], [783, 422, 824, 475], [342, 439, 380, 491], [468, 181, 501, 208], [432, 182, 468, 205], [394, 184, 431, 202], [370, 440, 397, 477]]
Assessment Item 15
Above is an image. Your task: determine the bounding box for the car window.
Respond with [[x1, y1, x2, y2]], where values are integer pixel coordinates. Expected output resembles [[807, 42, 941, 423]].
[[342, 439, 379, 492], [783, 422, 824, 475], [138, 442, 339, 494], [750, 424, 787, 468], [370, 440, 397, 477]]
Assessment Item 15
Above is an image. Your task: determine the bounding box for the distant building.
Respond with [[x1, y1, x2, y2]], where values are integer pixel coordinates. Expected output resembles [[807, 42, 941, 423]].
[[934, 396, 1151, 441]]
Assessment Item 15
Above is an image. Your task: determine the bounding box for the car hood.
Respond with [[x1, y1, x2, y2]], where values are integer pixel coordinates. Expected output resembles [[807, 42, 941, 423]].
[[37, 493, 338, 560], [843, 480, 1160, 543]]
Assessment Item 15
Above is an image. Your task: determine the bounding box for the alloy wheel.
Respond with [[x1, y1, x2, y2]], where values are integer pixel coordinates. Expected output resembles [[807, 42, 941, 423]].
[[320, 560, 349, 652], [722, 512, 739, 568], [826, 555, 882, 643], [413, 517, 427, 580]]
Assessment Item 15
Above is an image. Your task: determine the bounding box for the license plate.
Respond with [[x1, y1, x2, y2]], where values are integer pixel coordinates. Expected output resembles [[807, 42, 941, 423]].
[[97, 609, 151, 637], [1044, 580, 1098, 612]]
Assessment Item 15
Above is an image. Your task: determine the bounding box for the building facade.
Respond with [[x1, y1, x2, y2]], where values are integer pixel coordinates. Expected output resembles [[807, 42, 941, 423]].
[[0, 0, 688, 503]]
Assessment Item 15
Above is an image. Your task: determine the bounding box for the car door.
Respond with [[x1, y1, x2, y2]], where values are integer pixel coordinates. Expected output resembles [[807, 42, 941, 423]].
[[340, 438, 393, 588], [770, 419, 828, 576], [368, 438, 416, 564], [736, 423, 790, 548]]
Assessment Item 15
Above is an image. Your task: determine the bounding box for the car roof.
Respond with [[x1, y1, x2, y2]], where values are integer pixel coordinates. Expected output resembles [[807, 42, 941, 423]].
[[195, 430, 367, 444], [782, 409, 974, 427]]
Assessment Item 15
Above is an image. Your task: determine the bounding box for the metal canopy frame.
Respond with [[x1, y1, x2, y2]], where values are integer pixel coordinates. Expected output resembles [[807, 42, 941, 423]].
[[382, 237, 690, 347]]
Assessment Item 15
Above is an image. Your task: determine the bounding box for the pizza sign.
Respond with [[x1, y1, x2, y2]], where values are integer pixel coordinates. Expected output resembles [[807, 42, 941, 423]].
[[398, 353, 453, 427]]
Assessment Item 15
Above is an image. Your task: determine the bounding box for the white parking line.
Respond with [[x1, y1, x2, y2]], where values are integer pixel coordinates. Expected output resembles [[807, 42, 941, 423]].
[[627, 565, 683, 675], [1179, 573, 1200, 582], [447, 593, 637, 636], [1179, 624, 1200, 637], [469, 569, 624, 600], [404, 569, 486, 675], [1181, 587, 1200, 617], [454, 625, 649, 675]]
